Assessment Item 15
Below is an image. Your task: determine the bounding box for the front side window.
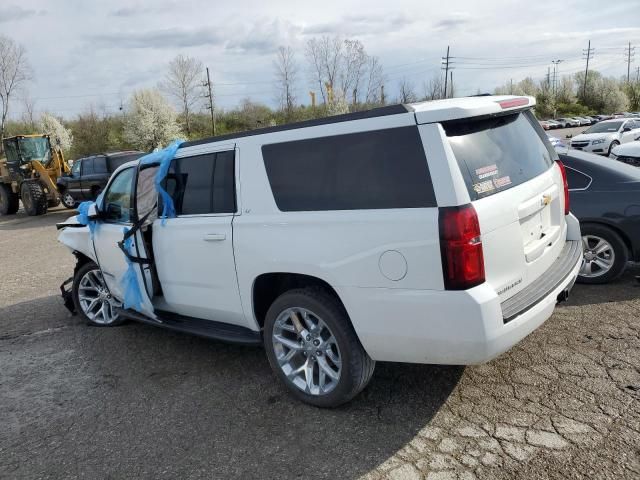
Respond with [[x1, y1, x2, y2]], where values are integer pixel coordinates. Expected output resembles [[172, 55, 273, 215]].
[[82, 158, 95, 176], [443, 111, 555, 200], [163, 151, 236, 215], [93, 156, 108, 174], [71, 160, 81, 176], [102, 167, 134, 223], [262, 127, 436, 211]]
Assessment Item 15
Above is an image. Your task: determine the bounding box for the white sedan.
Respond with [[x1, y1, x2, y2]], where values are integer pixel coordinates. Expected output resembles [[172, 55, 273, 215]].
[[569, 118, 640, 156], [610, 141, 640, 167]]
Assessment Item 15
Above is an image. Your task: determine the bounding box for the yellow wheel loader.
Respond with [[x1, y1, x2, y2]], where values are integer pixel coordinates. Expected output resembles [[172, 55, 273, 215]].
[[0, 134, 71, 216]]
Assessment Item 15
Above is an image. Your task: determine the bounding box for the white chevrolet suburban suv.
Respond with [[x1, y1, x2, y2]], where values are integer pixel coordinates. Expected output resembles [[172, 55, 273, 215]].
[[58, 95, 582, 407]]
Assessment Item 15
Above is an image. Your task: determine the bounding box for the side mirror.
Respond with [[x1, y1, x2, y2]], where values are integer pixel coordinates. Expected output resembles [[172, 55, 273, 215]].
[[566, 134, 573, 139], [88, 203, 100, 219], [623, 126, 631, 132]]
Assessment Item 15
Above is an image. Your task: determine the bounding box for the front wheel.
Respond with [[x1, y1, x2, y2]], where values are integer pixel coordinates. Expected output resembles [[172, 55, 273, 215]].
[[60, 191, 77, 209], [72, 261, 123, 326], [20, 180, 48, 216], [578, 224, 628, 284], [608, 140, 620, 156], [264, 287, 375, 407]]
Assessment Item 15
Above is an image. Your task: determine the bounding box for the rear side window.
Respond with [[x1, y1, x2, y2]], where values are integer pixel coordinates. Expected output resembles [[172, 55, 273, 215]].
[[262, 127, 436, 211], [109, 154, 142, 172], [163, 151, 236, 215], [443, 111, 555, 200], [565, 167, 591, 190]]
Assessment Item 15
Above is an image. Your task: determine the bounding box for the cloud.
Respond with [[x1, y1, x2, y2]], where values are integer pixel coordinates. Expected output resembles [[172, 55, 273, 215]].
[[226, 19, 301, 53], [433, 12, 471, 30], [110, 3, 176, 17], [542, 26, 640, 40], [0, 5, 45, 23], [90, 27, 224, 49], [302, 13, 414, 36]]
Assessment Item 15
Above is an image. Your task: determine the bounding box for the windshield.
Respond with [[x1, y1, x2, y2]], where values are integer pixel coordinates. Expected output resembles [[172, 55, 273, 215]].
[[17, 137, 52, 165], [584, 121, 622, 134]]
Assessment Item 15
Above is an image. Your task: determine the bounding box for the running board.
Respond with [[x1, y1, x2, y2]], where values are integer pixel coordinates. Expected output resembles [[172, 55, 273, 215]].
[[116, 308, 262, 346]]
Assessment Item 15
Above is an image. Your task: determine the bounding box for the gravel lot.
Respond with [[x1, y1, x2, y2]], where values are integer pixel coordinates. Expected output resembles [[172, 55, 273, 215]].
[[1, 206, 639, 480]]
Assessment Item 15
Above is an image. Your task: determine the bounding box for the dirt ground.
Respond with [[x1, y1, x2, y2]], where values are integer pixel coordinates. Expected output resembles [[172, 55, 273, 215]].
[[1, 207, 639, 480]]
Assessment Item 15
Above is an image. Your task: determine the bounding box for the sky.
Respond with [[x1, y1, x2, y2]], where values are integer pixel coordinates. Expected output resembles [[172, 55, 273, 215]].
[[1, 0, 639, 119]]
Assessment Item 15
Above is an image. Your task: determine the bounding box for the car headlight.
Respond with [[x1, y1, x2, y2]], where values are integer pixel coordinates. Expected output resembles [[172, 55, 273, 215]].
[[591, 139, 606, 145]]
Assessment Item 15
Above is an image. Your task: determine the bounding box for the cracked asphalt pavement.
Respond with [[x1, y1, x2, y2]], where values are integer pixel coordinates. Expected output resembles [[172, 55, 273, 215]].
[[1, 207, 639, 479]]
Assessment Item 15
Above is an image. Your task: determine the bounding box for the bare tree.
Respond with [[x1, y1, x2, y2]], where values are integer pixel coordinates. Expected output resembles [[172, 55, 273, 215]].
[[274, 46, 298, 120], [21, 95, 36, 129], [161, 54, 203, 136], [422, 74, 444, 100], [305, 36, 344, 104], [0, 35, 30, 152], [364, 56, 384, 104], [340, 39, 368, 104], [398, 78, 418, 103]]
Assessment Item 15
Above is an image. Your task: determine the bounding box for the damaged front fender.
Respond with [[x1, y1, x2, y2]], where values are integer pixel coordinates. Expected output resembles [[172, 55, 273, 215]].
[[57, 215, 97, 263]]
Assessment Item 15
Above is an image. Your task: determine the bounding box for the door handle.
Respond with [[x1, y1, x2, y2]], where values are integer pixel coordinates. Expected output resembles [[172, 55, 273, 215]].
[[203, 233, 226, 241]]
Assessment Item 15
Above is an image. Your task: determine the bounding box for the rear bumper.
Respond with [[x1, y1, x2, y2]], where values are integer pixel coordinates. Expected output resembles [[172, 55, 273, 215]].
[[340, 218, 582, 365]]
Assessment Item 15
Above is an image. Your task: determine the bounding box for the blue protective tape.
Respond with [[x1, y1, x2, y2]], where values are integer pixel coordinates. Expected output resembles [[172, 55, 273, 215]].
[[121, 227, 144, 312], [139, 139, 184, 225], [76, 200, 98, 238]]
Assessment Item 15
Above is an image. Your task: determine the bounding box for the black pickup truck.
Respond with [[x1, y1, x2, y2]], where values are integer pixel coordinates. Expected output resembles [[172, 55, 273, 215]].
[[57, 151, 144, 208]]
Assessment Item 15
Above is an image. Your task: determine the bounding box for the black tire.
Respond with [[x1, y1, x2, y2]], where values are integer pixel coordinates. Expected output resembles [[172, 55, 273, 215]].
[[73, 261, 124, 326], [263, 287, 375, 407], [60, 189, 77, 209], [577, 224, 628, 284], [608, 140, 620, 156], [48, 195, 61, 208], [20, 180, 48, 216], [0, 183, 19, 215]]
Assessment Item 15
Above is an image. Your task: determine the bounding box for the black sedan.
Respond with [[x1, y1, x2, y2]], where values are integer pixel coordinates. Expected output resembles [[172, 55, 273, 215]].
[[559, 149, 640, 283]]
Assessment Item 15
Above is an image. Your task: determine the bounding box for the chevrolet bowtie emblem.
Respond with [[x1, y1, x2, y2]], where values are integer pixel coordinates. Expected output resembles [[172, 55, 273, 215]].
[[541, 194, 551, 206]]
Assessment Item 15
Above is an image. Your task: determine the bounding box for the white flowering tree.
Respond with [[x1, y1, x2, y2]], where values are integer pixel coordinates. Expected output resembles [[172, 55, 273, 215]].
[[124, 89, 182, 151], [39, 112, 73, 152]]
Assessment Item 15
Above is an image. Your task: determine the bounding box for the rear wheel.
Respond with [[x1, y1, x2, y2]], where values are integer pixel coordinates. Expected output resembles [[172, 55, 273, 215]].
[[264, 287, 375, 407], [0, 183, 19, 215], [72, 261, 123, 326], [578, 224, 628, 284], [20, 180, 48, 216]]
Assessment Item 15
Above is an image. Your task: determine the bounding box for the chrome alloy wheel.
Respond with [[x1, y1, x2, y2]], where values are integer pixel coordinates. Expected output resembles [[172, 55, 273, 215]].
[[272, 307, 342, 396], [77, 269, 120, 324], [62, 192, 75, 208], [580, 235, 615, 278]]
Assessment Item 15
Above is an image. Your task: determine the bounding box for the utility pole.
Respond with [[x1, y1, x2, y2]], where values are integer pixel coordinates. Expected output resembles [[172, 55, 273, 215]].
[[582, 40, 594, 101], [546, 67, 551, 89], [509, 78, 513, 94], [309, 91, 316, 108], [625, 42, 635, 83], [380, 85, 385, 105], [203, 67, 216, 136], [636, 66, 640, 82], [551, 59, 563, 117], [442, 46, 451, 99], [449, 71, 453, 98]]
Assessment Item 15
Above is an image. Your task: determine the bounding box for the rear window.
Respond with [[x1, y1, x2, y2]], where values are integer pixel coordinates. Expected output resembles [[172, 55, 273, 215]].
[[262, 126, 436, 211], [443, 111, 555, 200], [108, 153, 144, 172]]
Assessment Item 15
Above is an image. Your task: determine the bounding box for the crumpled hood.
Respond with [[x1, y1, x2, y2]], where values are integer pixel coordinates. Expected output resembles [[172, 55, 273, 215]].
[[571, 132, 616, 143]]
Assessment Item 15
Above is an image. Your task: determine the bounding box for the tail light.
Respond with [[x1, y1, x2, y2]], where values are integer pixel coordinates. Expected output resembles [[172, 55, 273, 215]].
[[439, 204, 485, 290], [556, 160, 570, 215]]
